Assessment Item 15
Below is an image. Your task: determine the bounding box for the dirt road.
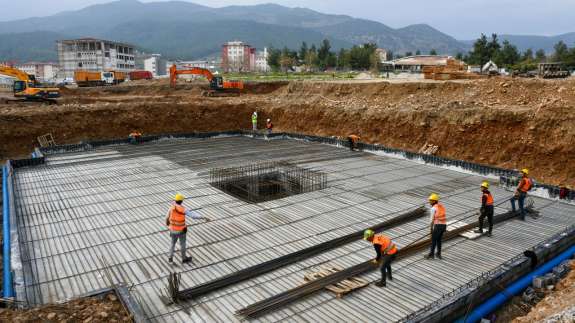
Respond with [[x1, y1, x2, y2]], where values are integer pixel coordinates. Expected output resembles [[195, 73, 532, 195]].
[[1, 77, 574, 186]]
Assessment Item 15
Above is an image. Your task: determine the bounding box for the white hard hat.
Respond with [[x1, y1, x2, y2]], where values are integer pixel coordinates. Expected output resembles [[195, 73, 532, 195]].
[[253, 111, 257, 115]]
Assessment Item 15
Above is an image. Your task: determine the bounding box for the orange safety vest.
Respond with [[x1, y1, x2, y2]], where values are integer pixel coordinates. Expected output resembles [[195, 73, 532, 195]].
[[482, 192, 494, 206], [169, 205, 187, 232], [372, 235, 397, 255], [432, 203, 447, 225], [348, 135, 360, 142], [518, 177, 532, 193]]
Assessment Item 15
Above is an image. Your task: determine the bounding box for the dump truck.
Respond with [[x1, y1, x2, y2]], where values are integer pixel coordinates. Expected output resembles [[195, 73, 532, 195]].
[[129, 71, 153, 80], [74, 70, 126, 87]]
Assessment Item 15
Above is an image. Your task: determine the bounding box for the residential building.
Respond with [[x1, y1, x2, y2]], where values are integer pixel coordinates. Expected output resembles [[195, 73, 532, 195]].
[[13, 62, 60, 82], [0, 75, 15, 90], [136, 53, 165, 77], [255, 48, 270, 73], [222, 41, 255, 72], [57, 38, 136, 79]]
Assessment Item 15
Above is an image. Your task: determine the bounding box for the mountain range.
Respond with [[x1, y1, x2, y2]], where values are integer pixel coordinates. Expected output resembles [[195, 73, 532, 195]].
[[0, 0, 573, 62]]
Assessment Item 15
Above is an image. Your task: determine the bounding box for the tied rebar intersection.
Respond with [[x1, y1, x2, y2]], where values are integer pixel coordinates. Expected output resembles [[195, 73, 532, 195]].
[[209, 161, 327, 203]]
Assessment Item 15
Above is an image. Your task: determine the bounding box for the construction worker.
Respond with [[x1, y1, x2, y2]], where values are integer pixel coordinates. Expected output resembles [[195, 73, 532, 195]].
[[128, 130, 142, 144], [364, 229, 397, 287], [348, 134, 361, 151], [252, 111, 258, 131], [425, 193, 446, 260], [475, 181, 494, 236], [510, 168, 533, 220], [166, 193, 210, 264], [266, 118, 273, 135]]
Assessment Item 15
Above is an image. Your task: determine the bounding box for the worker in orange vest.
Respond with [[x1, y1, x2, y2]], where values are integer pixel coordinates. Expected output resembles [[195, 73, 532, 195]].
[[266, 118, 273, 135], [348, 134, 361, 151], [128, 130, 142, 144], [425, 193, 446, 260], [364, 229, 397, 287], [510, 168, 533, 220], [475, 181, 494, 236], [166, 193, 210, 264]]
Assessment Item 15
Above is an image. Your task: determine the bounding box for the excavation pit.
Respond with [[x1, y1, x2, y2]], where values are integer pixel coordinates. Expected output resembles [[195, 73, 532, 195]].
[[209, 161, 327, 203]]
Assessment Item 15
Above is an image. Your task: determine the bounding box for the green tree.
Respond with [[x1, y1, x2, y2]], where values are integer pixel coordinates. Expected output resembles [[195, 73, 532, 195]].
[[487, 34, 501, 59], [522, 48, 534, 61], [455, 52, 464, 60], [468, 33, 490, 65], [415, 50, 421, 56], [405, 51, 413, 57], [553, 41, 569, 62], [370, 51, 381, 74], [305, 47, 319, 72], [429, 49, 438, 55], [299, 42, 308, 63], [535, 49, 547, 62], [349, 43, 377, 70], [280, 47, 295, 72], [317, 39, 332, 70], [267, 47, 281, 71], [495, 40, 520, 66]]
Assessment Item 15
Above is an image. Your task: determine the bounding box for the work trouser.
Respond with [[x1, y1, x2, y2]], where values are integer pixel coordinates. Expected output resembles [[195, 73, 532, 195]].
[[510, 192, 526, 220], [429, 224, 446, 256], [169, 230, 187, 259], [348, 138, 355, 151], [380, 254, 396, 283], [252, 123, 257, 131], [479, 205, 494, 233]]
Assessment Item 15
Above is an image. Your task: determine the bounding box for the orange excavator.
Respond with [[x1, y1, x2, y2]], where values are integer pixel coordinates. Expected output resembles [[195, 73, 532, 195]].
[[169, 64, 243, 97]]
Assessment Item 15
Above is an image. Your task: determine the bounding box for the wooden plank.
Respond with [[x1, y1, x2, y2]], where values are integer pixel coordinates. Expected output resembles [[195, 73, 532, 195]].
[[304, 266, 369, 298]]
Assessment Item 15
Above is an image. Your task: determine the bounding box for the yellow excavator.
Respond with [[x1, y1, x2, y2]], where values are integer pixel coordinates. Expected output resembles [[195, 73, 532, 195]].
[[0, 66, 61, 104]]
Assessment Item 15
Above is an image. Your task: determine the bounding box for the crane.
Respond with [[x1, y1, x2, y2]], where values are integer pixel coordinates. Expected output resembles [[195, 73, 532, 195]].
[[0, 66, 61, 103], [169, 64, 243, 97]]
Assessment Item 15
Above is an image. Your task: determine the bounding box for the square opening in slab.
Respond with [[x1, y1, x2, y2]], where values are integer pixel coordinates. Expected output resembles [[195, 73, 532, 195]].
[[209, 161, 327, 203]]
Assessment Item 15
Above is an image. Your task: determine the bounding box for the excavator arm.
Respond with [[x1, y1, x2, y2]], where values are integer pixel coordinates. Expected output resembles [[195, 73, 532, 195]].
[[170, 64, 214, 88], [169, 64, 243, 97], [0, 66, 31, 81]]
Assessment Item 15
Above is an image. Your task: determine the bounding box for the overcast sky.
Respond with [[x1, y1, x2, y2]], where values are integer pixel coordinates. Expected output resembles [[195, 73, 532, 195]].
[[1, 0, 573, 39]]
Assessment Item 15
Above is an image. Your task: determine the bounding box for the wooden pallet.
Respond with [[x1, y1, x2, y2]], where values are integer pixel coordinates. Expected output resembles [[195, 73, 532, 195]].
[[304, 266, 369, 298]]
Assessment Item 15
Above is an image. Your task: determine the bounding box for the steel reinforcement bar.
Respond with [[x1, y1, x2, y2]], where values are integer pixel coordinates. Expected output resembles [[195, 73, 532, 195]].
[[236, 209, 523, 318], [174, 206, 426, 301]]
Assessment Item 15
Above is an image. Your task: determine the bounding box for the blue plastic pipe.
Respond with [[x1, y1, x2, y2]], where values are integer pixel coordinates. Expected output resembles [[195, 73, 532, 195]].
[[2, 163, 13, 298], [457, 244, 575, 323]]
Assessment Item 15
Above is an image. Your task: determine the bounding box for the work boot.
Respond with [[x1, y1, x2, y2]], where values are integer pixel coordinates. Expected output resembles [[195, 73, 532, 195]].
[[168, 257, 173, 264], [436, 254, 442, 260], [473, 229, 483, 234], [375, 280, 386, 287], [387, 273, 393, 281], [487, 231, 492, 237], [425, 254, 434, 260], [182, 256, 193, 264]]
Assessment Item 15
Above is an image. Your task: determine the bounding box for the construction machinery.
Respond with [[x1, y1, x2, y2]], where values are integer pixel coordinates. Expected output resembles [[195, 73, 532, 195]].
[[74, 70, 126, 87], [538, 63, 570, 79], [0, 66, 61, 103], [169, 64, 243, 97]]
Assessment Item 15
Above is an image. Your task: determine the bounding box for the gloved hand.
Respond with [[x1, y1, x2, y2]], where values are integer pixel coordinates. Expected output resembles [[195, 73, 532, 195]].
[[183, 227, 188, 234], [371, 259, 380, 265]]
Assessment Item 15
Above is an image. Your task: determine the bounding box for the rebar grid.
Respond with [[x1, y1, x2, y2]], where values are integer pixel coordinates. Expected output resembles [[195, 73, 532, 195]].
[[209, 161, 327, 203]]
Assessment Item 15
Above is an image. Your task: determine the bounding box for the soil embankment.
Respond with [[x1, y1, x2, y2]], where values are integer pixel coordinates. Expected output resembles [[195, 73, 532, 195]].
[[1, 77, 574, 186]]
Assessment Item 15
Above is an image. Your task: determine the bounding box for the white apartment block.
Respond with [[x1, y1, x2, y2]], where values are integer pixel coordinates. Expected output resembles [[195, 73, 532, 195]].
[[57, 38, 136, 78], [14, 62, 60, 82]]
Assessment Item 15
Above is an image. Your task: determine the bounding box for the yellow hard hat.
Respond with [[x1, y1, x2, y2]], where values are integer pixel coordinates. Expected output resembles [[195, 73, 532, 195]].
[[428, 193, 439, 201], [174, 193, 185, 202], [521, 168, 529, 175], [481, 181, 489, 189], [363, 229, 375, 240]]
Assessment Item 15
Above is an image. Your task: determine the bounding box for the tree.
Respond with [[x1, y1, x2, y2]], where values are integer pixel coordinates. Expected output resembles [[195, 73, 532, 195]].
[[455, 52, 464, 61], [317, 39, 333, 70], [468, 33, 489, 65], [349, 43, 377, 70], [522, 48, 534, 62], [495, 40, 520, 66], [415, 50, 421, 56], [299, 42, 308, 63], [487, 34, 501, 59], [553, 41, 569, 62], [369, 51, 381, 74], [280, 47, 295, 72], [535, 49, 547, 62], [305, 48, 319, 72], [405, 51, 413, 57], [429, 49, 438, 55], [337, 48, 350, 70], [267, 47, 281, 71]]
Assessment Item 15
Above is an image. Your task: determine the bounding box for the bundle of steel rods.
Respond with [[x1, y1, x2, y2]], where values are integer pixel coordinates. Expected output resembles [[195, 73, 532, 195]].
[[236, 209, 523, 318], [174, 206, 426, 301]]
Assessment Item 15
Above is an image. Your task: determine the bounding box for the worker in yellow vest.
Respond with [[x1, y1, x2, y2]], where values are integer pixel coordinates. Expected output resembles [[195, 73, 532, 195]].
[[166, 193, 210, 264], [425, 193, 446, 260], [364, 229, 398, 287]]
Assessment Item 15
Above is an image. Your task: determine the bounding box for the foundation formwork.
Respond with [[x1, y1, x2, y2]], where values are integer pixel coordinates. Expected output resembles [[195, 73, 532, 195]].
[[6, 135, 575, 322]]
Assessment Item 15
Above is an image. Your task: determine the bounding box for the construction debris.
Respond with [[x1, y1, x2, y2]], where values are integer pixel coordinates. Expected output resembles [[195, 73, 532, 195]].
[[304, 266, 369, 298], [418, 143, 439, 155]]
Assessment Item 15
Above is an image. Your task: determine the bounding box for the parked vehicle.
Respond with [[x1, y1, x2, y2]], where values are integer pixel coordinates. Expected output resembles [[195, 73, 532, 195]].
[[74, 70, 126, 87], [129, 71, 153, 80]]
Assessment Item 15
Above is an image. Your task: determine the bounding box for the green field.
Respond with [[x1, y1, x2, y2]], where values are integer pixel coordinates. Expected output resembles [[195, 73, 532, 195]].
[[221, 71, 360, 81]]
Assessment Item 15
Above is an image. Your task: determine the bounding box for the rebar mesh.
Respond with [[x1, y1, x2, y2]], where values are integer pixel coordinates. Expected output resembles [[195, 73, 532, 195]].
[[209, 161, 327, 203]]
